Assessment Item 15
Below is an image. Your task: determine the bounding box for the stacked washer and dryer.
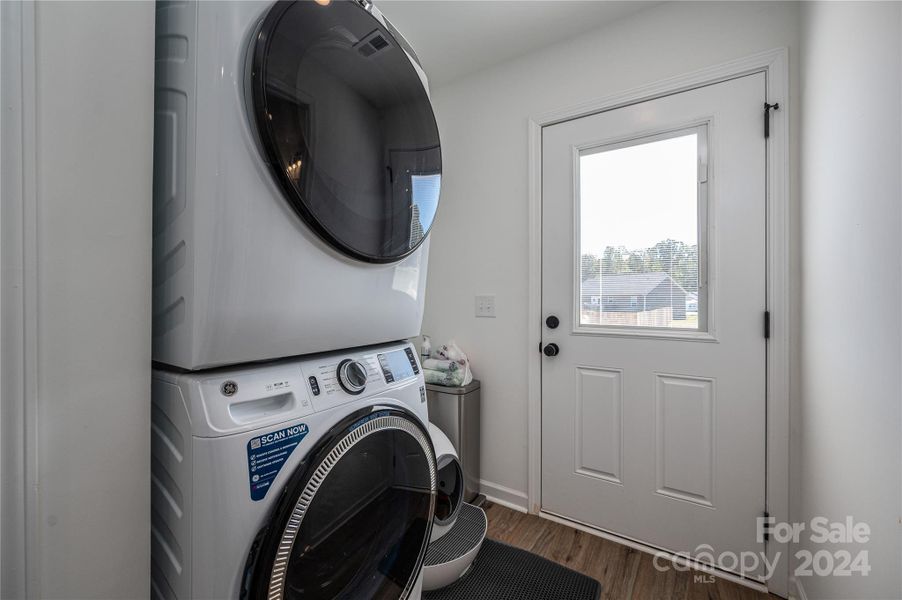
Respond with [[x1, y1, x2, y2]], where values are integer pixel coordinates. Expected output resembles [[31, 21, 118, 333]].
[[150, 2, 482, 599]]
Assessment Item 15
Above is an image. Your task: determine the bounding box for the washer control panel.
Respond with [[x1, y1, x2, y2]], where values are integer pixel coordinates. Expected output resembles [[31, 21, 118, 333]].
[[377, 347, 420, 383], [178, 342, 424, 436], [305, 355, 379, 399], [299, 343, 423, 413]]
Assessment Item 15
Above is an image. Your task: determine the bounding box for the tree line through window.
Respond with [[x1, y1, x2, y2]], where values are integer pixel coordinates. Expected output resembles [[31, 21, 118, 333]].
[[580, 239, 699, 329]]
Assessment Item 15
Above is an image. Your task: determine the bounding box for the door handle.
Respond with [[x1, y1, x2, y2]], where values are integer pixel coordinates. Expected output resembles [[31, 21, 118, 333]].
[[543, 343, 560, 357]]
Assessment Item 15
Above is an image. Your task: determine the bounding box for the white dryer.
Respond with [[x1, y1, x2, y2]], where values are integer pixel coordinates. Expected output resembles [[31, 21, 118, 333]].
[[151, 341, 437, 599], [153, 0, 442, 369]]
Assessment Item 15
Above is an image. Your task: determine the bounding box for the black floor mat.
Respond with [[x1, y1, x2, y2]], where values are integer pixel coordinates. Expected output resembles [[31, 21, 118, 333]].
[[423, 538, 602, 600]]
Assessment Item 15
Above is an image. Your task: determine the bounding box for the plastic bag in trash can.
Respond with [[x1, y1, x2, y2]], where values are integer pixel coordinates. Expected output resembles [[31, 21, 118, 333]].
[[422, 340, 473, 387]]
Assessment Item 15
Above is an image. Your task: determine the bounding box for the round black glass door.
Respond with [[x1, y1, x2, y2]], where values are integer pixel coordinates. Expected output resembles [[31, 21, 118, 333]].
[[251, 1, 442, 263], [246, 409, 436, 600]]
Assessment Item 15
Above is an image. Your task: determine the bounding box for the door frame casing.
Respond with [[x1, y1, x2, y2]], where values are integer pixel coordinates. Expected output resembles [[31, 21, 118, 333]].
[[1, 2, 39, 598], [526, 48, 790, 596]]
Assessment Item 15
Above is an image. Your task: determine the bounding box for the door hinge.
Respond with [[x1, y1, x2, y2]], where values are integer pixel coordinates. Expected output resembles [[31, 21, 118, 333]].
[[764, 310, 771, 339], [764, 102, 780, 139], [762, 510, 771, 542]]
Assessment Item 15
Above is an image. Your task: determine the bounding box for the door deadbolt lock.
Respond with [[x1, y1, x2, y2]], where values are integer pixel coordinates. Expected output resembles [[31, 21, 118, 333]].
[[543, 343, 560, 357], [545, 315, 560, 329]]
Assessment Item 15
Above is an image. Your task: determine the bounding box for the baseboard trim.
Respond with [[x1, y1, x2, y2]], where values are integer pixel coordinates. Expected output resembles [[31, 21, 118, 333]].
[[539, 510, 770, 595], [479, 479, 528, 513]]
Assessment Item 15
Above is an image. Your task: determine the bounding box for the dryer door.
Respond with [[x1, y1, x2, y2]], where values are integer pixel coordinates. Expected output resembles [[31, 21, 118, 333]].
[[243, 408, 436, 600], [250, 0, 442, 264]]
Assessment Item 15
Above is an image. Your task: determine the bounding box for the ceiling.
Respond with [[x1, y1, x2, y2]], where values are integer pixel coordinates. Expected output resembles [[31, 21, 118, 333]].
[[377, 1, 661, 87]]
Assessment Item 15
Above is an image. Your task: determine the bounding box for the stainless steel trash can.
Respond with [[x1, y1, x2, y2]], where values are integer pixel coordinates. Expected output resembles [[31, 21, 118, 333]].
[[426, 380, 480, 503]]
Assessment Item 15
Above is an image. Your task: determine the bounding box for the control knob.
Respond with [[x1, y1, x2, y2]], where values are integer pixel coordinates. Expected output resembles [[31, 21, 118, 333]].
[[337, 359, 368, 395]]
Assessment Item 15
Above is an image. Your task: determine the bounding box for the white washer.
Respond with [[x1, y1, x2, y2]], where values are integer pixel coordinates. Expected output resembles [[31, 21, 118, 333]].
[[151, 341, 437, 599], [153, 0, 441, 369]]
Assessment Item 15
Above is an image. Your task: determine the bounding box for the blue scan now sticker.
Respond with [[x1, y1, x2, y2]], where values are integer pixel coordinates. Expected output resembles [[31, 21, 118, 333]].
[[247, 423, 309, 501]]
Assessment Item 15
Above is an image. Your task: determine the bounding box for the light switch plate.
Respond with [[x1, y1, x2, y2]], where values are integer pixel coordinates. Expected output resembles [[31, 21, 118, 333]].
[[475, 294, 496, 318]]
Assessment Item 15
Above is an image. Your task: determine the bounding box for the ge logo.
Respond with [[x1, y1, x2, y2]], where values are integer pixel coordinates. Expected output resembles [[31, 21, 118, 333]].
[[221, 380, 238, 397]]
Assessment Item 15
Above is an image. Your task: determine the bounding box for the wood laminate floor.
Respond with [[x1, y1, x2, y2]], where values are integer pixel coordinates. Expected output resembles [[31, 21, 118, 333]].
[[483, 502, 782, 600]]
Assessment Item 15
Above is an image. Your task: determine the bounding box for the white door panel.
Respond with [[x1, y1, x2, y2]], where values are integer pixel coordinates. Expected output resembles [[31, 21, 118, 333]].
[[541, 73, 766, 577]]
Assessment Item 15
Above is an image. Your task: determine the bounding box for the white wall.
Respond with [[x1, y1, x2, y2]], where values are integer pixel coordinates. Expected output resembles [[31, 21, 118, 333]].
[[1, 1, 154, 598], [423, 1, 800, 508], [797, 3, 902, 599]]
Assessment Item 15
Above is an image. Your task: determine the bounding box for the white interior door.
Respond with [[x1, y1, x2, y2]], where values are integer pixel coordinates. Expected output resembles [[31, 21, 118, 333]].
[[540, 73, 767, 576]]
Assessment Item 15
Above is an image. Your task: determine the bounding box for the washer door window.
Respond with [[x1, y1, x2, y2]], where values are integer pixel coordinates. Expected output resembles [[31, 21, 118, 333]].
[[245, 409, 436, 600], [251, 1, 442, 263]]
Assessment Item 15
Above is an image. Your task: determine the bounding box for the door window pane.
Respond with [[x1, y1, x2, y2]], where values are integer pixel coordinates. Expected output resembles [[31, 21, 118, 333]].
[[579, 129, 706, 330]]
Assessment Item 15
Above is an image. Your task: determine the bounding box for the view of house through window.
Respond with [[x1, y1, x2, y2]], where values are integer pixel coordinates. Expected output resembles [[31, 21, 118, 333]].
[[579, 129, 704, 330]]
